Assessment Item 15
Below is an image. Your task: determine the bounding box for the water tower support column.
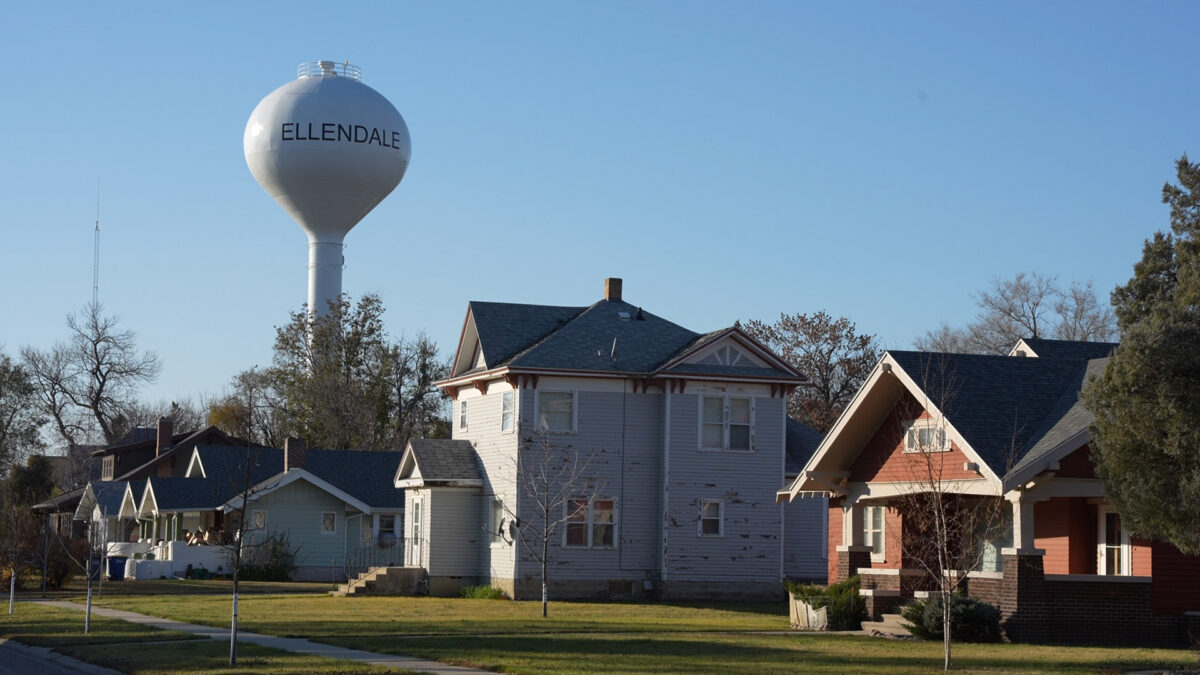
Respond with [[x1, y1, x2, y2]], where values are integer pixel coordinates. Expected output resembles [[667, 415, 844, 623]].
[[308, 239, 344, 317]]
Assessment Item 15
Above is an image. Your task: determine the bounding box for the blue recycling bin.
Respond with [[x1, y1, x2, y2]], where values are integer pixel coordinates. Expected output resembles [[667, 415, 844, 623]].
[[107, 556, 128, 581]]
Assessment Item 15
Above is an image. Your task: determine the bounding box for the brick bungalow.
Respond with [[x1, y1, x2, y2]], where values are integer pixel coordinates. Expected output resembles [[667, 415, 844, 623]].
[[781, 338, 1200, 646]]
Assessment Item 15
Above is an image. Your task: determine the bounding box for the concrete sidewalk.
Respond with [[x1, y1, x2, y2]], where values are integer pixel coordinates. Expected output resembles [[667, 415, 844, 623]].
[[30, 600, 491, 674]]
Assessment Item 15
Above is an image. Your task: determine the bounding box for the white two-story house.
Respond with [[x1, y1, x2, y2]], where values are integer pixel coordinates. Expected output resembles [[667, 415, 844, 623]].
[[395, 278, 826, 599]]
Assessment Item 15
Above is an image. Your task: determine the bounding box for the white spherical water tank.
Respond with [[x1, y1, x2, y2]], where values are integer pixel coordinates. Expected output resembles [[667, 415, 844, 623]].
[[244, 61, 411, 316]]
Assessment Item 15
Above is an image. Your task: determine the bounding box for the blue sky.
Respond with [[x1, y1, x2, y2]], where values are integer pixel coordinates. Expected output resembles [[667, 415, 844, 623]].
[[1, 2, 1196, 406]]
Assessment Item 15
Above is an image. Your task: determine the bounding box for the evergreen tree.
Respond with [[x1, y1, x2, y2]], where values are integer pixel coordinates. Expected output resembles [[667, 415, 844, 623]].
[[1084, 155, 1200, 554]]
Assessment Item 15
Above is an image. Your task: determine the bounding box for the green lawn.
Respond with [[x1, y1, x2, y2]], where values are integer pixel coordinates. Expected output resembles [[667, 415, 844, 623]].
[[0, 602, 391, 675], [6, 581, 1196, 674]]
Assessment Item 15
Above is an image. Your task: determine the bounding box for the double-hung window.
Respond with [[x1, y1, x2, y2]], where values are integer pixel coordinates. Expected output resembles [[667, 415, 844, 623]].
[[565, 498, 615, 548], [459, 400, 469, 430], [538, 391, 576, 433], [378, 514, 397, 547], [701, 396, 753, 451], [1098, 506, 1131, 576], [501, 391, 515, 433], [863, 505, 885, 562], [321, 511, 336, 535], [699, 501, 723, 537]]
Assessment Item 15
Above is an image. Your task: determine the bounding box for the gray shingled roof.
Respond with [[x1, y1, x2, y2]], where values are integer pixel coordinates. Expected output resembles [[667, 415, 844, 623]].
[[146, 476, 241, 512], [1021, 338, 1117, 361], [889, 350, 1093, 476], [501, 300, 701, 373], [785, 419, 824, 477], [193, 446, 284, 488], [1006, 357, 1106, 480], [92, 480, 133, 516], [305, 450, 405, 508], [470, 301, 585, 367], [407, 439, 481, 482]]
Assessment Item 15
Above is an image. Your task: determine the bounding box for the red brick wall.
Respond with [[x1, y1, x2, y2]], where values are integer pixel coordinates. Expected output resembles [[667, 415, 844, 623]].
[[1151, 541, 1200, 613], [828, 500, 843, 584], [881, 506, 903, 569], [1040, 576, 1166, 645], [849, 393, 978, 484]]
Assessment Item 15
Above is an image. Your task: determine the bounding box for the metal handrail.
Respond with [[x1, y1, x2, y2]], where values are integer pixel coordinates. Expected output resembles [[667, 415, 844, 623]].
[[298, 61, 362, 81], [331, 536, 404, 582]]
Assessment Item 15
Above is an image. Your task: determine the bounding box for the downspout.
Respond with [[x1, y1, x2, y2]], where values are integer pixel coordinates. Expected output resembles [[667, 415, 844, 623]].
[[660, 387, 671, 586]]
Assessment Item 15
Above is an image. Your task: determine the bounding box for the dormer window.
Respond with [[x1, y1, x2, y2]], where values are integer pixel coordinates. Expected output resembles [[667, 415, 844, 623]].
[[102, 455, 115, 480], [904, 419, 949, 453]]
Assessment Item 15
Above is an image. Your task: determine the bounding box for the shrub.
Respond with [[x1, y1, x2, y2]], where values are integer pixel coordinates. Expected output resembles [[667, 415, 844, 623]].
[[459, 585, 507, 600], [785, 575, 866, 631], [240, 531, 299, 582], [901, 594, 1002, 643]]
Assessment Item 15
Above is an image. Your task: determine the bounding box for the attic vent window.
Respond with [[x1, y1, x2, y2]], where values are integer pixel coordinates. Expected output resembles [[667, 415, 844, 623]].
[[700, 345, 746, 366], [903, 419, 949, 453]]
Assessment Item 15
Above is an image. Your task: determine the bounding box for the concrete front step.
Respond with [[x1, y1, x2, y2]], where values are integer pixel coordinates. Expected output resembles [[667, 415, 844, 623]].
[[332, 566, 428, 597], [861, 613, 913, 639]]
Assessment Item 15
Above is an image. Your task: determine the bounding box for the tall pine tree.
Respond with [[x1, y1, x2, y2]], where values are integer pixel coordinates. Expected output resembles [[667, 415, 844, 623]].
[[1084, 156, 1200, 554]]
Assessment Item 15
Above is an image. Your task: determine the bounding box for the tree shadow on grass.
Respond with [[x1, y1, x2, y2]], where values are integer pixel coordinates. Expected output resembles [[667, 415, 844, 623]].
[[322, 633, 1195, 674]]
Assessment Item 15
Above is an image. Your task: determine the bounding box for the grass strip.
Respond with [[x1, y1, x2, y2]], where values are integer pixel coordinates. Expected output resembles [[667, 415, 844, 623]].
[[1, 601, 391, 674]]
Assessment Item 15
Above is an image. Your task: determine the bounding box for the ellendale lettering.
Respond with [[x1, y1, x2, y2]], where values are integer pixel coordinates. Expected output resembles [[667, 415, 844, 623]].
[[280, 122, 404, 150]]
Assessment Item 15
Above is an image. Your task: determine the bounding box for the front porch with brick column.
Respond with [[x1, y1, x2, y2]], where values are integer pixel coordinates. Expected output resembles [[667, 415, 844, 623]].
[[997, 495, 1048, 642]]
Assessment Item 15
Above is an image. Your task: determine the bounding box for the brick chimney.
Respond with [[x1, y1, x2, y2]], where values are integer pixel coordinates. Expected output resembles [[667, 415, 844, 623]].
[[155, 416, 173, 458], [604, 277, 623, 302], [285, 437, 306, 471]]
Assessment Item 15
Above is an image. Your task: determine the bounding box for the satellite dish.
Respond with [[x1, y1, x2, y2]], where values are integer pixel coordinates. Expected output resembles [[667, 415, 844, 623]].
[[244, 61, 411, 316]]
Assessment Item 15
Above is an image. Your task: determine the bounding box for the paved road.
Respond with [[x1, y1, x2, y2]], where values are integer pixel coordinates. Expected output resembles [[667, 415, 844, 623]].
[[29, 600, 491, 674], [0, 637, 123, 675]]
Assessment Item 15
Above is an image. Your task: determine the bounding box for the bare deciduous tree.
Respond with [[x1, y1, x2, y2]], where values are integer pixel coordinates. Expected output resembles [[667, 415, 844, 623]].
[[915, 272, 1118, 354], [504, 432, 603, 617], [1053, 280, 1117, 342], [742, 311, 880, 433], [895, 359, 1010, 670], [21, 303, 161, 445]]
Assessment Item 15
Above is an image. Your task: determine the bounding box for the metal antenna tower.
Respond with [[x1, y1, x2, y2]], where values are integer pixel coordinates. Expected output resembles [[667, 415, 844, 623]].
[[92, 184, 100, 306]]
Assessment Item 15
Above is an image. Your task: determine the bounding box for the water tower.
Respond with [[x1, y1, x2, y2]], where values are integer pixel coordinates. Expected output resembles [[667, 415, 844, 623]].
[[244, 61, 411, 317]]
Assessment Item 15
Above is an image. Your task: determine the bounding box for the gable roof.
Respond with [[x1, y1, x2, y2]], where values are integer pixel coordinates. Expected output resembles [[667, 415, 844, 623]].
[[445, 293, 804, 386], [141, 476, 240, 514], [395, 439, 482, 488], [468, 301, 586, 370], [188, 446, 284, 487], [78, 480, 134, 518], [304, 450, 406, 508], [221, 469, 374, 514], [112, 426, 258, 480], [787, 342, 1109, 500], [186, 445, 404, 510], [887, 350, 1091, 475], [503, 299, 700, 373], [1011, 338, 1118, 361]]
